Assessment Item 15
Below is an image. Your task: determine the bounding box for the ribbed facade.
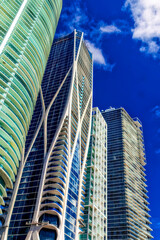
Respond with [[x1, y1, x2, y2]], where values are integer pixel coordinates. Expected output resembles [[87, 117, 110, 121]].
[[102, 108, 153, 240], [4, 31, 92, 240], [80, 107, 107, 240], [0, 0, 62, 213]]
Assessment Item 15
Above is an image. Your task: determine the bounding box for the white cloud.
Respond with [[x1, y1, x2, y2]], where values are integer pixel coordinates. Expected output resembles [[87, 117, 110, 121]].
[[148, 41, 160, 54], [140, 41, 160, 56], [100, 25, 121, 34], [125, 0, 160, 56], [85, 40, 106, 65], [85, 40, 115, 71], [139, 46, 146, 52]]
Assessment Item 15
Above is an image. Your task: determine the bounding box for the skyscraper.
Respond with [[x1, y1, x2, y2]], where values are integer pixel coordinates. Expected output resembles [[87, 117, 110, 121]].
[[0, 0, 62, 215], [1, 30, 93, 240], [80, 107, 107, 240], [102, 107, 153, 240]]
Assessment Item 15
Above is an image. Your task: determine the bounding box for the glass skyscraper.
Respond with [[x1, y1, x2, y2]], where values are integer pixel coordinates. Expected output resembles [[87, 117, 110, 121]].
[[80, 107, 107, 240], [102, 107, 153, 240], [0, 0, 62, 224], [1, 30, 93, 240]]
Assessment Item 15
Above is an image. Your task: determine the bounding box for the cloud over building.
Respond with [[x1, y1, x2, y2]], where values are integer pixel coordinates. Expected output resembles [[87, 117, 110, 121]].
[[125, 0, 160, 56]]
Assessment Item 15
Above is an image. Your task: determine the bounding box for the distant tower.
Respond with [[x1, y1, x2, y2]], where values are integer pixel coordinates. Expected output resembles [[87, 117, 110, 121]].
[[4, 31, 93, 240], [0, 0, 62, 222], [102, 108, 153, 240], [80, 107, 107, 240]]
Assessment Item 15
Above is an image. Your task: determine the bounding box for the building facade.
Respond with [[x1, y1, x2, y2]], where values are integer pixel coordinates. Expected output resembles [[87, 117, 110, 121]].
[[1, 30, 93, 240], [102, 108, 153, 240], [80, 107, 107, 240], [0, 0, 62, 218]]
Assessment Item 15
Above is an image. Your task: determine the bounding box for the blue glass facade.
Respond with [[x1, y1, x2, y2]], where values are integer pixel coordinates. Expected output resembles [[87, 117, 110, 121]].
[[64, 138, 80, 240], [39, 228, 57, 240], [102, 109, 126, 239], [102, 108, 152, 240]]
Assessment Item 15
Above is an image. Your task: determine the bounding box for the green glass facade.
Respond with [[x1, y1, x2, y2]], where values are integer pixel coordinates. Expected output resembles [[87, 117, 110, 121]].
[[0, 0, 62, 212]]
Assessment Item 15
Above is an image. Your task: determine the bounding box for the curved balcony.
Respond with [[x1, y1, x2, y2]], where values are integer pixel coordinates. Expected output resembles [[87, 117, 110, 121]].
[[44, 183, 64, 194], [56, 135, 68, 144], [55, 140, 68, 147], [58, 133, 68, 140], [0, 164, 13, 189], [46, 176, 65, 185], [47, 165, 67, 175], [0, 136, 19, 169], [50, 153, 68, 164], [0, 116, 23, 152], [0, 146, 17, 174], [53, 144, 68, 153], [40, 201, 62, 213], [41, 200, 62, 208], [43, 188, 64, 200], [49, 159, 68, 169], [58, 128, 68, 135], [52, 148, 68, 157], [45, 180, 64, 188], [51, 150, 68, 159], [0, 156, 15, 183], [44, 187, 64, 196], [56, 138, 68, 146], [49, 157, 68, 167], [40, 207, 62, 216], [42, 194, 63, 203], [46, 170, 66, 181]]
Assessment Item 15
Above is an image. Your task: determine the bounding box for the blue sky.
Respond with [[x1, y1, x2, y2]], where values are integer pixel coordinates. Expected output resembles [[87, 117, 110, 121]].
[[56, 0, 160, 238]]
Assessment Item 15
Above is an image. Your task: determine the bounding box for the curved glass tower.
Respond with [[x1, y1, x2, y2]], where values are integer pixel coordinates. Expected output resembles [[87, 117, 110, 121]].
[[6, 31, 93, 240], [0, 0, 62, 217]]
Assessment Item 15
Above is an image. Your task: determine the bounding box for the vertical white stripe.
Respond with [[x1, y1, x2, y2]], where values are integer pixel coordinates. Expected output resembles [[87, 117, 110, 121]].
[[0, 0, 28, 54]]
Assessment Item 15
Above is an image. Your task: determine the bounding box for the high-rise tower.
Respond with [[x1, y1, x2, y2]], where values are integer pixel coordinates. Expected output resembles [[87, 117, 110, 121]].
[[102, 108, 153, 240], [3, 31, 93, 240], [0, 0, 62, 215], [80, 107, 107, 240]]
